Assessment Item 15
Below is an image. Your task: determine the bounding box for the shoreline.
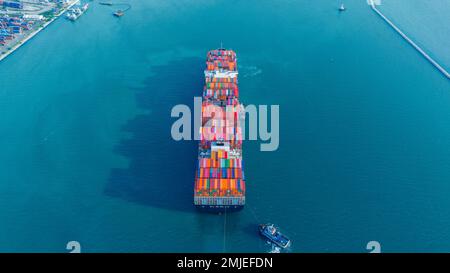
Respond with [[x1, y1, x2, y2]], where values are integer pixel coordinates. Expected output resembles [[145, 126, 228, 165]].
[[0, 0, 80, 63]]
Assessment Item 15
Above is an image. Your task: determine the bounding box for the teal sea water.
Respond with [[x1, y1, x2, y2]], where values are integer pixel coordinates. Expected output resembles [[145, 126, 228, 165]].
[[0, 0, 449, 252]]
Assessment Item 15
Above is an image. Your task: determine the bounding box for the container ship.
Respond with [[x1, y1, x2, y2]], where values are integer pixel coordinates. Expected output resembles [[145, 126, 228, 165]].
[[194, 49, 245, 211]]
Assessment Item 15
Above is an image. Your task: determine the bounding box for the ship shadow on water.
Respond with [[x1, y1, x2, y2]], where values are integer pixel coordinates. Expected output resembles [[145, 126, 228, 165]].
[[105, 57, 204, 212], [242, 223, 259, 238]]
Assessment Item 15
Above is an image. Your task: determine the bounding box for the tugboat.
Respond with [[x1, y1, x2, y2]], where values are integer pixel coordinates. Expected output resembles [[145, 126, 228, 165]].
[[259, 224, 291, 249], [339, 3, 346, 11]]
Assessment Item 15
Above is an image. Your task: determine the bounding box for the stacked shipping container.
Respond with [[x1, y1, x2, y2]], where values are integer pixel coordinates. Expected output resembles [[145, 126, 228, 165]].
[[0, 16, 35, 46], [194, 49, 245, 210], [2, 1, 23, 9]]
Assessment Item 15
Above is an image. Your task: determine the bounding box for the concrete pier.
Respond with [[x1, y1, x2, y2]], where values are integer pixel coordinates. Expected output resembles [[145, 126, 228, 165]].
[[369, 0, 450, 79], [0, 0, 80, 62]]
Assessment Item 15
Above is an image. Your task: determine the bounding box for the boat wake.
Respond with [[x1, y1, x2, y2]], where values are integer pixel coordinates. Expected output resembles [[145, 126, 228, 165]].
[[265, 241, 292, 253], [240, 65, 262, 78], [267, 243, 281, 253]]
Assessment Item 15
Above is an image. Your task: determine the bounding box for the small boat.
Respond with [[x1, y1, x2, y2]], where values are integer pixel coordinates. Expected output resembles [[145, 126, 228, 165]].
[[113, 10, 124, 17], [259, 224, 291, 249], [339, 3, 346, 11], [99, 2, 113, 5]]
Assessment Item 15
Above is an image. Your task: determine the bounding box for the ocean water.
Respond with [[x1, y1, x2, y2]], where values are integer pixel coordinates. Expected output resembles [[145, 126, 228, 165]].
[[0, 0, 449, 252]]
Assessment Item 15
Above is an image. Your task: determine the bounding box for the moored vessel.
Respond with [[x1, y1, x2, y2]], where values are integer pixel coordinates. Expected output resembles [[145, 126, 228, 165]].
[[65, 3, 89, 21]]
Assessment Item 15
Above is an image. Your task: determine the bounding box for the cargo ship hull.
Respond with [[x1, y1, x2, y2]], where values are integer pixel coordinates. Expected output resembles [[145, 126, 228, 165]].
[[194, 49, 246, 212], [195, 197, 244, 212]]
